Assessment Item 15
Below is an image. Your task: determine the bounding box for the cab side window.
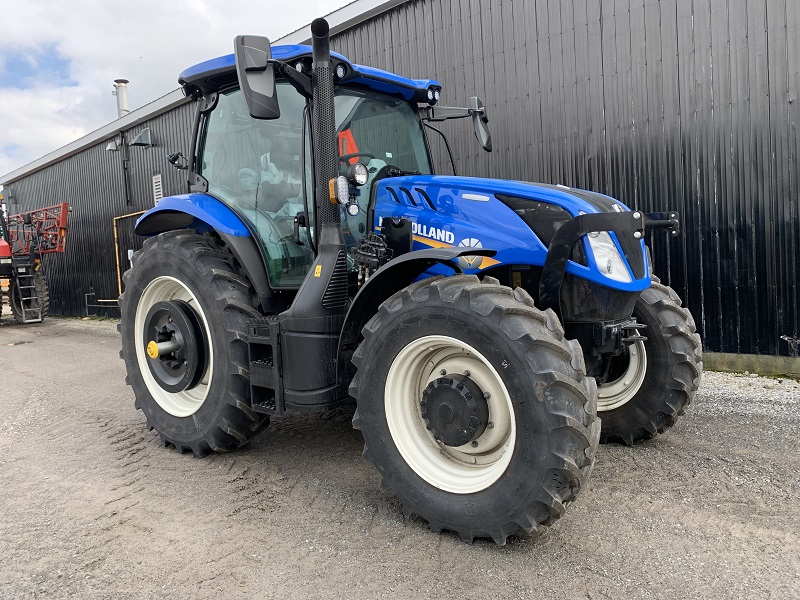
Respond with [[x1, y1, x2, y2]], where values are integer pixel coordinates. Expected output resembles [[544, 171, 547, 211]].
[[200, 84, 314, 288]]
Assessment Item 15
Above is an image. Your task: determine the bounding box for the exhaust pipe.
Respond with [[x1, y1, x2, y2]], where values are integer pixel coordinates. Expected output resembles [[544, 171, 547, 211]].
[[311, 18, 339, 226]]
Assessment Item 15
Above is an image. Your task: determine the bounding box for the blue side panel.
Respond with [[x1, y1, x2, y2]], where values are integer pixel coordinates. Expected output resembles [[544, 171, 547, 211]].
[[136, 193, 251, 237], [371, 175, 650, 293]]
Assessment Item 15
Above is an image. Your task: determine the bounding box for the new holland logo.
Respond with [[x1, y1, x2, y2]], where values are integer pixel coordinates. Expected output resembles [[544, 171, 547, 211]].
[[411, 223, 455, 244], [457, 238, 484, 270]]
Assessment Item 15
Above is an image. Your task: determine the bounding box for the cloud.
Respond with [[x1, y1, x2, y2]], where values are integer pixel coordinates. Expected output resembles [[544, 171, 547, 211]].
[[0, 0, 349, 177], [0, 45, 77, 89]]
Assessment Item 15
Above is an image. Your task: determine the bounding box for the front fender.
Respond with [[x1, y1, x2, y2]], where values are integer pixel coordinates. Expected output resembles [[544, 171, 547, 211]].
[[338, 247, 496, 363]]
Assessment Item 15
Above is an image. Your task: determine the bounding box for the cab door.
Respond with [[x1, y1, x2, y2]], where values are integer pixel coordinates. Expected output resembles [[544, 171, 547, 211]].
[[198, 83, 314, 288]]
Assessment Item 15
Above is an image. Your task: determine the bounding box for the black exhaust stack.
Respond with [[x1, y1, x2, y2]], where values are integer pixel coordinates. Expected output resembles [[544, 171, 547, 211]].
[[272, 18, 350, 412], [310, 18, 341, 227]]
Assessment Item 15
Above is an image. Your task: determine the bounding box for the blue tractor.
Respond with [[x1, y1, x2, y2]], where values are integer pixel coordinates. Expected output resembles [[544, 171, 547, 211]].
[[119, 19, 702, 544]]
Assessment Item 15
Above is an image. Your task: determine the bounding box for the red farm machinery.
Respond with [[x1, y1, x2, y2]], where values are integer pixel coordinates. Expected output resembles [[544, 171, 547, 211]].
[[0, 201, 70, 323]]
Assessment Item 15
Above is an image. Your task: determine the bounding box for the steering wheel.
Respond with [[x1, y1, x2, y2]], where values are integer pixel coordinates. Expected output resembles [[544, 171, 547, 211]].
[[339, 152, 375, 164]]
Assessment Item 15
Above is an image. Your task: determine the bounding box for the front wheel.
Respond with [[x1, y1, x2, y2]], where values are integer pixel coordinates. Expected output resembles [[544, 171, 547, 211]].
[[350, 275, 600, 544], [597, 280, 702, 444], [119, 230, 269, 455]]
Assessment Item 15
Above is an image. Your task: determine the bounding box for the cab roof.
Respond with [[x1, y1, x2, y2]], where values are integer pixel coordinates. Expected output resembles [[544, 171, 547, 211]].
[[179, 44, 441, 103]]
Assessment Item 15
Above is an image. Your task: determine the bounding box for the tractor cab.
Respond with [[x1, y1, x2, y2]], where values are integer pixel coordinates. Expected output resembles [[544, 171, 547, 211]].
[[177, 46, 438, 290]]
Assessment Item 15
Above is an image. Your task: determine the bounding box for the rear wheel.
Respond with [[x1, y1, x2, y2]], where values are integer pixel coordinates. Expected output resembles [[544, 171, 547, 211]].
[[119, 230, 269, 455], [598, 281, 702, 444], [350, 275, 599, 544]]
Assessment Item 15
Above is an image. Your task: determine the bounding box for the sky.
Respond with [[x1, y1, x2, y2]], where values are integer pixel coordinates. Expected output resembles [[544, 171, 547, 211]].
[[0, 0, 351, 179]]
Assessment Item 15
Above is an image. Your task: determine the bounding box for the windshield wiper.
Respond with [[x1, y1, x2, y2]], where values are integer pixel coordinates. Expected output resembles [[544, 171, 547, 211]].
[[386, 167, 421, 177]]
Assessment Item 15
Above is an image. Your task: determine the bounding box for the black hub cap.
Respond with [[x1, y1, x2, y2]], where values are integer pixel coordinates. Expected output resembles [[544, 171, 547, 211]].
[[421, 374, 489, 447], [142, 300, 207, 393]]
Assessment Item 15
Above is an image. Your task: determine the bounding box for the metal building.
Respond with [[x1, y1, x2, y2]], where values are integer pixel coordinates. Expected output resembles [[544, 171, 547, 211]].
[[2, 0, 798, 367], [0, 92, 194, 316]]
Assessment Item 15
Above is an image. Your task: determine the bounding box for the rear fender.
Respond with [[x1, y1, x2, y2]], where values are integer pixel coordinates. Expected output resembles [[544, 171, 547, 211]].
[[134, 193, 273, 306]]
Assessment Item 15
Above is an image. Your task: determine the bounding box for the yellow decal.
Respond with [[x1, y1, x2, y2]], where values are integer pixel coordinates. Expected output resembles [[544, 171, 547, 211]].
[[412, 234, 450, 249], [314, 265, 322, 277], [512, 271, 522, 288], [412, 235, 501, 270]]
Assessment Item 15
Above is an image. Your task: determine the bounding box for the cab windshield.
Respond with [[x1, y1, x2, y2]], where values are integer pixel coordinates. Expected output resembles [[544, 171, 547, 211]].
[[335, 89, 430, 249]]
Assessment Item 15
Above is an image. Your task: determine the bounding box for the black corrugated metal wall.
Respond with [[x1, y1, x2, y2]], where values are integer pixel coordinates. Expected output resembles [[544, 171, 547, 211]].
[[332, 0, 800, 356], [5, 101, 194, 317], [4, 0, 798, 356]]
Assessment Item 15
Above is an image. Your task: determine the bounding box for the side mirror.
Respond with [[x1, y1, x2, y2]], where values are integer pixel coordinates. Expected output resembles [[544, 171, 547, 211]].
[[166, 152, 189, 170], [470, 96, 492, 152], [234, 35, 280, 119]]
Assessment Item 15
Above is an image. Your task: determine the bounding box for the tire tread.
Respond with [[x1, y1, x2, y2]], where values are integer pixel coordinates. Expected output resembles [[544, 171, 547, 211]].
[[351, 275, 600, 544], [119, 230, 269, 457]]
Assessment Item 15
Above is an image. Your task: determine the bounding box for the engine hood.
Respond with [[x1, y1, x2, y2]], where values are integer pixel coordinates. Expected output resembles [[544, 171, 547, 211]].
[[369, 174, 649, 293], [377, 174, 630, 216]]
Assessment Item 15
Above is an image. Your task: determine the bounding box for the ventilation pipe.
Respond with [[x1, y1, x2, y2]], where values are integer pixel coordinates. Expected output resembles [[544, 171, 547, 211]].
[[112, 79, 130, 118]]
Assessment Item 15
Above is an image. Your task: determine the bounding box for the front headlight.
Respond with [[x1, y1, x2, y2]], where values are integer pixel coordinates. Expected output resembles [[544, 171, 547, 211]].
[[586, 231, 632, 283]]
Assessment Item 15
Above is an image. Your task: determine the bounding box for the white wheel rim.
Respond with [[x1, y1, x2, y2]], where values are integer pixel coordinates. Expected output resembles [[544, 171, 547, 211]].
[[133, 276, 213, 417], [597, 341, 647, 411], [384, 335, 516, 494]]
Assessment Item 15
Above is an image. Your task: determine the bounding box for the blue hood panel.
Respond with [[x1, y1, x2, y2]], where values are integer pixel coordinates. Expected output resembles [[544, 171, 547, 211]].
[[371, 175, 649, 292]]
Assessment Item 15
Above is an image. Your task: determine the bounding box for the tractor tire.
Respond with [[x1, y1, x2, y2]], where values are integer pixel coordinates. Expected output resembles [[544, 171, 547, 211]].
[[10, 269, 50, 323], [597, 280, 702, 445], [350, 275, 600, 544], [119, 230, 269, 456]]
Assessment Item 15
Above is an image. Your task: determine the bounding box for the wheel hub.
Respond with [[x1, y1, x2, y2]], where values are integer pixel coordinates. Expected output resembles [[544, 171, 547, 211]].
[[421, 374, 489, 447], [142, 300, 207, 393]]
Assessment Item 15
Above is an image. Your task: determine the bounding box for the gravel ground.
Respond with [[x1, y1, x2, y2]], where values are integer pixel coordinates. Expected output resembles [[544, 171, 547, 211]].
[[1, 317, 799, 599]]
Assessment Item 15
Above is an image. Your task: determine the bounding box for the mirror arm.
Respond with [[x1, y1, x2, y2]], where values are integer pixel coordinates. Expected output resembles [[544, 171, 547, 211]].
[[421, 105, 472, 122], [422, 105, 488, 122], [422, 100, 492, 153], [271, 59, 313, 99]]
